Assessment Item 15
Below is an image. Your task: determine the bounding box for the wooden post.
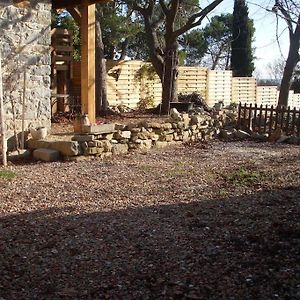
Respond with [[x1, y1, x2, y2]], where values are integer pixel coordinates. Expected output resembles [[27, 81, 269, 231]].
[[0, 46, 7, 166], [80, 2, 96, 124]]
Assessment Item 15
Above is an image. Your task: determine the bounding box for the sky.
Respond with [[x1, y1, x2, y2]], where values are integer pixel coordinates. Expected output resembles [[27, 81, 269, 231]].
[[204, 0, 289, 78]]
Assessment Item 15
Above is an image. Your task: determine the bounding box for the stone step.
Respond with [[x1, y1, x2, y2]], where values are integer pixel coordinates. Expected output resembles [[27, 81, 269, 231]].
[[33, 148, 61, 162], [81, 123, 116, 134]]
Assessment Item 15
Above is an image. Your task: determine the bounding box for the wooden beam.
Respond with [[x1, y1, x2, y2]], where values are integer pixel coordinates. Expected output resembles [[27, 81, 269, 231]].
[[80, 2, 96, 124], [68, 7, 81, 26], [52, 0, 110, 9]]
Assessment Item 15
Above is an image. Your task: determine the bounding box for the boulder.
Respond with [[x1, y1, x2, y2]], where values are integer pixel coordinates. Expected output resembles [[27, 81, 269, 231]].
[[112, 143, 129, 155], [51, 141, 82, 156], [154, 141, 168, 149], [269, 128, 283, 143], [170, 108, 182, 121], [234, 130, 251, 140], [276, 135, 290, 144], [33, 148, 60, 162], [114, 130, 131, 140], [190, 115, 205, 126], [28, 139, 51, 150], [287, 135, 300, 145], [219, 129, 235, 140]]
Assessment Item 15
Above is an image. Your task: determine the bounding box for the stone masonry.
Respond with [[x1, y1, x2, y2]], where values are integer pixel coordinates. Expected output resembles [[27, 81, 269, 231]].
[[0, 0, 52, 150]]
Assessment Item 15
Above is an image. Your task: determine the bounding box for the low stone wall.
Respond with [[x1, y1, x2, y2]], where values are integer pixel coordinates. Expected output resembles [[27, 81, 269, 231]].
[[0, 1, 52, 150], [28, 110, 237, 161]]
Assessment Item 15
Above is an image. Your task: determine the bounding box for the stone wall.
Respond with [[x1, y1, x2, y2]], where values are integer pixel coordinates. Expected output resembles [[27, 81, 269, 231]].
[[0, 0, 51, 150], [27, 110, 237, 161]]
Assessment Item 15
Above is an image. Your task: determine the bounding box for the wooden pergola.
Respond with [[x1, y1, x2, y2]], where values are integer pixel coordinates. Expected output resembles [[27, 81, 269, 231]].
[[52, 0, 108, 124]]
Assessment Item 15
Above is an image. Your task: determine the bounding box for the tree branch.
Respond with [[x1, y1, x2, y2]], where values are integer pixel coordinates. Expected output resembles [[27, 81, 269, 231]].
[[173, 0, 224, 38]]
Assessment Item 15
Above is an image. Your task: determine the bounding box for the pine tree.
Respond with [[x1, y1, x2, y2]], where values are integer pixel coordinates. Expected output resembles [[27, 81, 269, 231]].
[[231, 0, 254, 77]]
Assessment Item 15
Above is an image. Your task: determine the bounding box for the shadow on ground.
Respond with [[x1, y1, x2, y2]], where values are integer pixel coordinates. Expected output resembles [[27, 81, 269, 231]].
[[1, 187, 299, 299]]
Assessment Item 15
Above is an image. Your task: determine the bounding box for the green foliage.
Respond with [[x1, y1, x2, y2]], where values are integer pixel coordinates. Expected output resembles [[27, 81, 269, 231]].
[[231, 0, 255, 77], [134, 64, 157, 81], [182, 13, 233, 68], [224, 167, 264, 186], [0, 170, 16, 180], [135, 64, 157, 111], [182, 29, 207, 65], [97, 2, 144, 59]]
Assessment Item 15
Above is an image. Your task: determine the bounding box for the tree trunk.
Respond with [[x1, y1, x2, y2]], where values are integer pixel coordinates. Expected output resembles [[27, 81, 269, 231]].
[[161, 42, 179, 114], [278, 36, 300, 107], [119, 38, 129, 61], [95, 13, 108, 116]]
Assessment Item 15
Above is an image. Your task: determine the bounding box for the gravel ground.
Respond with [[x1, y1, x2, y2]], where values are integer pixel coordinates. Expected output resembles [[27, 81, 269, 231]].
[[0, 141, 299, 300]]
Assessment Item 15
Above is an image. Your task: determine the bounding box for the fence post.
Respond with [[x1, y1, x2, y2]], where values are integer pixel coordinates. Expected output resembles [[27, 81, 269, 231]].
[[253, 103, 257, 132], [268, 105, 274, 135], [258, 104, 263, 134], [285, 106, 291, 135], [237, 102, 242, 129], [0, 45, 7, 166]]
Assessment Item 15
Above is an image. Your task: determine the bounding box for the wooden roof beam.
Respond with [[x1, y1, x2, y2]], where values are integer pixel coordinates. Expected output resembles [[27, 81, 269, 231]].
[[52, 0, 110, 9], [67, 7, 81, 25]]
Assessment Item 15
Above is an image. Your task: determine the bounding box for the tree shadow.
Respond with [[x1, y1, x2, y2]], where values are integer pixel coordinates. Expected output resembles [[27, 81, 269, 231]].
[[0, 186, 299, 299]]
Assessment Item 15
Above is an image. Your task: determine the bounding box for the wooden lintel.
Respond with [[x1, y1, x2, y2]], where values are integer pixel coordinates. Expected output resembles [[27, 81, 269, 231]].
[[80, 2, 96, 124], [52, 0, 111, 9], [68, 7, 81, 25]]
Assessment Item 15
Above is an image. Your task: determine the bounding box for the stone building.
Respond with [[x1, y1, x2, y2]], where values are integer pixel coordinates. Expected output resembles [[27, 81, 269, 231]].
[[0, 0, 51, 150]]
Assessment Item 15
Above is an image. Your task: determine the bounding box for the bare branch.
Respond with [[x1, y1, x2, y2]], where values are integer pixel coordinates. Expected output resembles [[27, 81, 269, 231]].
[[173, 0, 224, 38]]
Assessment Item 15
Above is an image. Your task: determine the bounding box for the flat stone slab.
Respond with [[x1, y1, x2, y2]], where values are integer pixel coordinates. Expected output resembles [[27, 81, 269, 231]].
[[28, 139, 81, 156], [33, 148, 61, 162], [81, 123, 116, 134]]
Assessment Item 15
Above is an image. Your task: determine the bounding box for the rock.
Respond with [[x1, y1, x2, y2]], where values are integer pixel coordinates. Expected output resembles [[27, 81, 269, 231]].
[[81, 123, 116, 134], [72, 134, 95, 142], [154, 141, 168, 149], [84, 147, 99, 155], [51, 141, 81, 156], [114, 130, 131, 140], [170, 108, 182, 121], [115, 124, 126, 130], [219, 129, 235, 140], [251, 132, 268, 142], [137, 132, 150, 140], [276, 135, 290, 143], [234, 130, 251, 140], [137, 139, 152, 151], [125, 123, 139, 130], [103, 133, 114, 141], [112, 143, 129, 155], [147, 122, 161, 129], [8, 149, 31, 161], [287, 135, 300, 145], [88, 140, 103, 147], [182, 131, 190, 142], [149, 133, 159, 141], [28, 139, 51, 150], [33, 148, 60, 162], [182, 113, 190, 128], [161, 123, 173, 130], [165, 135, 174, 142], [101, 140, 112, 152], [190, 115, 205, 126], [269, 128, 283, 143]]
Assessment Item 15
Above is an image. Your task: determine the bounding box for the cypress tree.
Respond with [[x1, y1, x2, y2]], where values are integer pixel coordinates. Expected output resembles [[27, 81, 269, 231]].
[[231, 0, 255, 77]]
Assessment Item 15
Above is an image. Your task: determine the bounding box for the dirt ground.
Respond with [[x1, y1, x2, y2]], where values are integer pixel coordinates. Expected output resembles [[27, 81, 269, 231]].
[[0, 140, 299, 299]]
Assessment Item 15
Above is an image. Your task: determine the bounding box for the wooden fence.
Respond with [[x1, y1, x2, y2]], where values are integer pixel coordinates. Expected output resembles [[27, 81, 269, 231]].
[[68, 60, 300, 111], [237, 103, 300, 136]]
